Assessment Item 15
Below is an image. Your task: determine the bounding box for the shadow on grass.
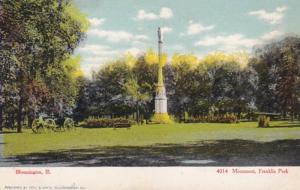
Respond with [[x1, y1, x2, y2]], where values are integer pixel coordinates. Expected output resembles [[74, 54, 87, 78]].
[[269, 122, 300, 128], [0, 131, 19, 134], [2, 139, 300, 167]]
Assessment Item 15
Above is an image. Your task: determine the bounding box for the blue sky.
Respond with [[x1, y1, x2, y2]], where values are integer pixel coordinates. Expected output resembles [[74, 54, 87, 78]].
[[74, 0, 300, 76]]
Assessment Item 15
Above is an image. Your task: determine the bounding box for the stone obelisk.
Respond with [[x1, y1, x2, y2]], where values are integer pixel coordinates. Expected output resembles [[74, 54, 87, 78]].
[[152, 27, 172, 123]]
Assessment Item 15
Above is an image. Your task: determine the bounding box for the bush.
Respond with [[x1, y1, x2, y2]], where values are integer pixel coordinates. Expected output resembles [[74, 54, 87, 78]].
[[150, 113, 174, 124], [79, 117, 135, 128], [185, 113, 238, 123], [258, 116, 270, 128]]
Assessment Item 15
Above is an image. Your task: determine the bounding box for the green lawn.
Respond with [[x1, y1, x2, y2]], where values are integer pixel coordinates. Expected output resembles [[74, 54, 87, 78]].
[[3, 121, 300, 157]]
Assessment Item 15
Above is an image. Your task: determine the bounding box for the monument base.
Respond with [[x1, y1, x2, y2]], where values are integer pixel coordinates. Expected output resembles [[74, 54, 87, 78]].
[[151, 113, 173, 124]]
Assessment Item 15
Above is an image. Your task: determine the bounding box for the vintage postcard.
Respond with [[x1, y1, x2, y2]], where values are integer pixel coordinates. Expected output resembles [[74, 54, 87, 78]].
[[0, 0, 300, 189]]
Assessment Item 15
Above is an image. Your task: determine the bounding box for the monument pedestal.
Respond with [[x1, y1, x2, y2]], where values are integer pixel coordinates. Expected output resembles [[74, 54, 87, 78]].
[[152, 85, 173, 124], [155, 85, 167, 113]]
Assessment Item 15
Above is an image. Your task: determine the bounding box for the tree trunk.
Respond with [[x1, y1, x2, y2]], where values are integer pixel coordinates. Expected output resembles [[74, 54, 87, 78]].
[[141, 113, 144, 125], [8, 113, 14, 129], [17, 96, 23, 133], [0, 83, 3, 132], [28, 114, 34, 129], [292, 99, 296, 122], [17, 80, 25, 133], [0, 104, 3, 132], [136, 103, 140, 124]]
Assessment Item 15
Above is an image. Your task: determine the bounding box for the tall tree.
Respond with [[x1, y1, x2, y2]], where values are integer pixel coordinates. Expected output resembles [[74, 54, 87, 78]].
[[123, 77, 151, 124], [251, 36, 300, 119], [0, 0, 88, 132]]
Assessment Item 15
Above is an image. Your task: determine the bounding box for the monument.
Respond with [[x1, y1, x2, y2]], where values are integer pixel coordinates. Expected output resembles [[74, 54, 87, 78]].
[[152, 27, 173, 124]]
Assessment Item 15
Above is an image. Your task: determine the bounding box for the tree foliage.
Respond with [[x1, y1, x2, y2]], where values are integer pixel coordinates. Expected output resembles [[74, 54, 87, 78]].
[[75, 50, 258, 122], [251, 36, 300, 119], [0, 0, 88, 132], [77, 36, 300, 122]]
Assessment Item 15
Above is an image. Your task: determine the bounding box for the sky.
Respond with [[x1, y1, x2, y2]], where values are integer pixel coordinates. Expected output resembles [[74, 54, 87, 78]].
[[73, 0, 300, 76]]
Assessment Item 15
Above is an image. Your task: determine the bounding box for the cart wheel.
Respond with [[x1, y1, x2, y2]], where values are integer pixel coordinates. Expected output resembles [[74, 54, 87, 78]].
[[63, 118, 75, 130], [44, 119, 57, 132], [32, 118, 44, 133]]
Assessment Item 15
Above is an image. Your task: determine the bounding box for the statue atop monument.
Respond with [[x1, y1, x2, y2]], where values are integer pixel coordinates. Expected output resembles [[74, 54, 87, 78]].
[[158, 27, 162, 43]]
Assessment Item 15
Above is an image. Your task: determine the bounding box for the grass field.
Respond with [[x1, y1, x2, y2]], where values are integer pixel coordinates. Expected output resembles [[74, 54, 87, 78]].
[[3, 121, 300, 157]]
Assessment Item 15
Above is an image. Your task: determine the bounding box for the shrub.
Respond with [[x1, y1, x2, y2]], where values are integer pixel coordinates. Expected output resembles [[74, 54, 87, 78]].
[[185, 113, 238, 124], [258, 116, 270, 128], [79, 117, 135, 128], [150, 113, 174, 124]]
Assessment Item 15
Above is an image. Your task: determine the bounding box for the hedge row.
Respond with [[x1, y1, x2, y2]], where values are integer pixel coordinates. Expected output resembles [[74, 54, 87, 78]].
[[79, 117, 136, 128], [184, 114, 238, 123]]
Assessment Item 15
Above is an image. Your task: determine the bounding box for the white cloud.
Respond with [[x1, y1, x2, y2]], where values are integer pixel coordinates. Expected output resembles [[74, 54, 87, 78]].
[[158, 27, 173, 41], [135, 7, 173, 20], [248, 6, 288, 24], [77, 44, 146, 76], [80, 63, 100, 77], [78, 44, 119, 56], [78, 44, 120, 76], [78, 45, 144, 60], [88, 17, 105, 27], [160, 7, 173, 19], [80, 61, 114, 78], [261, 30, 284, 41], [167, 44, 185, 52], [86, 18, 149, 43], [257, 30, 284, 44], [88, 28, 149, 43], [195, 34, 257, 48], [181, 20, 214, 36], [124, 47, 144, 57], [161, 27, 173, 34], [188, 21, 215, 35], [195, 30, 284, 52], [136, 9, 158, 20]]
